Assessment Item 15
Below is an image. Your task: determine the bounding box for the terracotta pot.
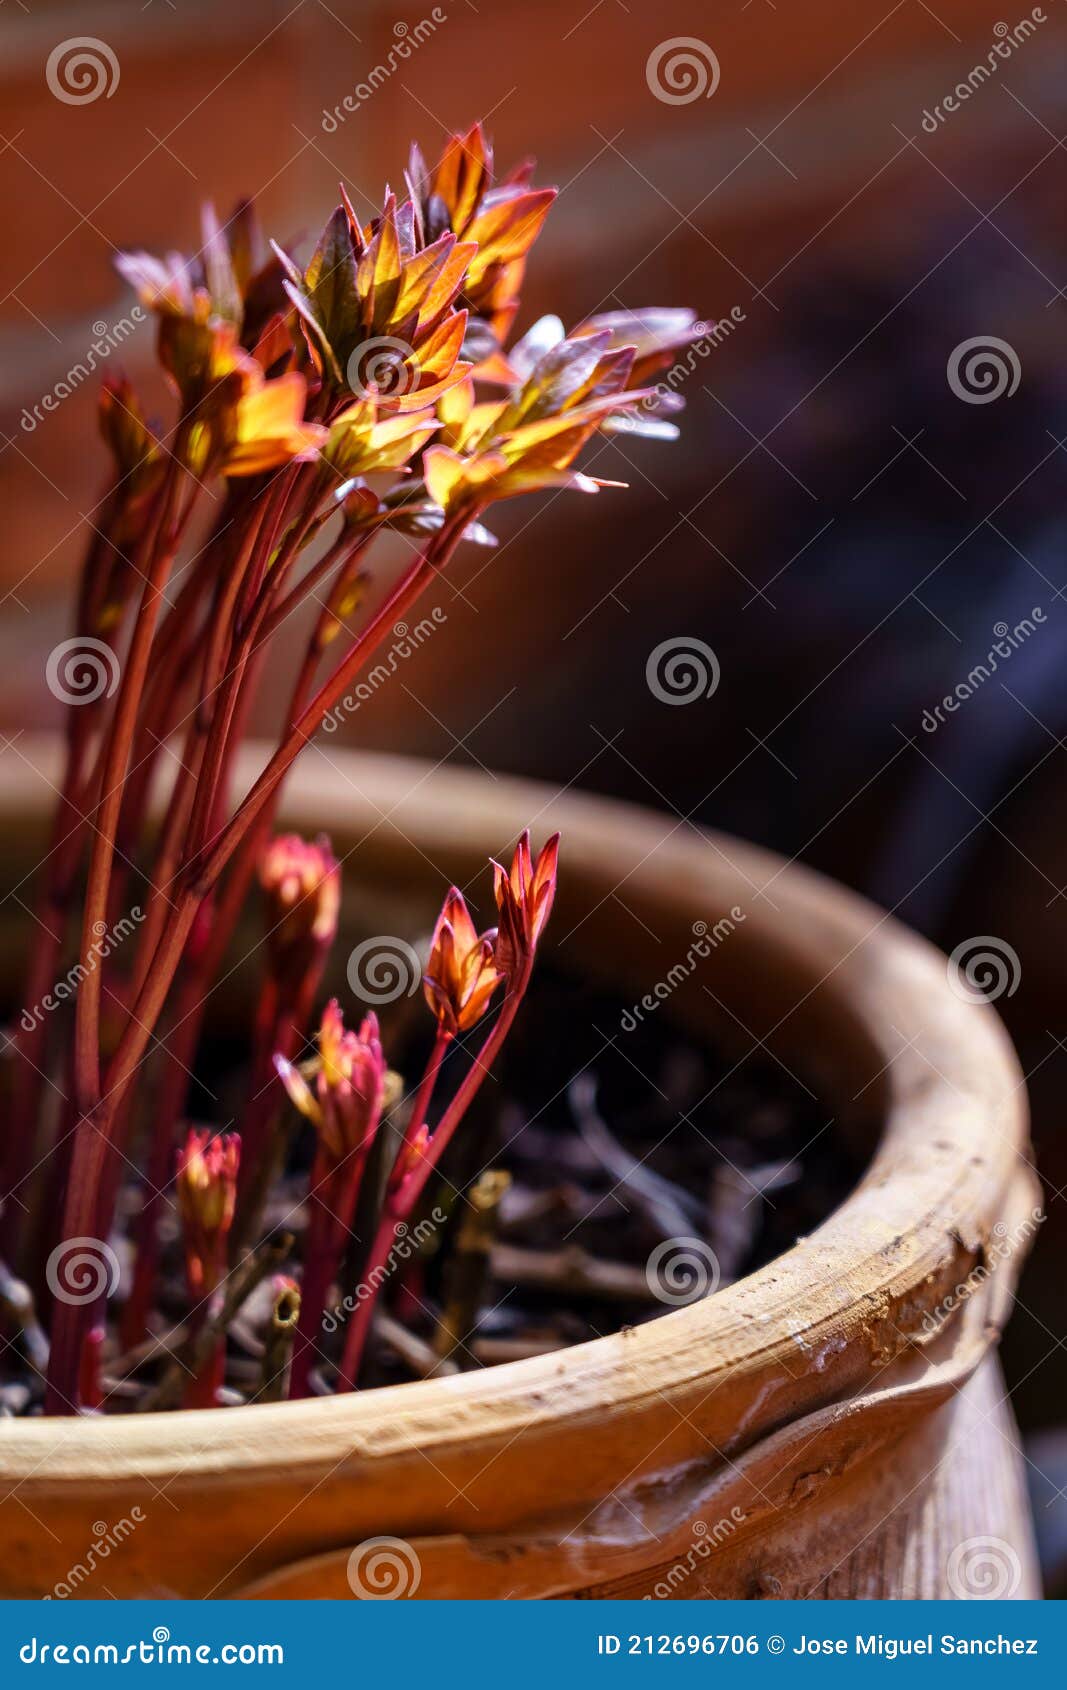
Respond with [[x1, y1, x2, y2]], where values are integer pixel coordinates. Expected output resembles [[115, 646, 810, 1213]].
[[0, 739, 1042, 1599]]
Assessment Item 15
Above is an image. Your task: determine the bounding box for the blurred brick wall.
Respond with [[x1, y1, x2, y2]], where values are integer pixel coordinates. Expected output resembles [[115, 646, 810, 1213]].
[[2, 0, 1056, 763]]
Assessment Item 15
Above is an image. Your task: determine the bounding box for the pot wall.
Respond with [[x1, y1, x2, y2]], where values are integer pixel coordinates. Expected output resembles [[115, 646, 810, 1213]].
[[0, 741, 1042, 1598]]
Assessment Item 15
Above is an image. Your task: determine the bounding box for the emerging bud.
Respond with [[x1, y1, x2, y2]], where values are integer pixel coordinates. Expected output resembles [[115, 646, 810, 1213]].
[[93, 381, 165, 633], [491, 831, 560, 979], [176, 1129, 240, 1298], [260, 833, 341, 977], [407, 124, 556, 371], [423, 887, 503, 1035], [275, 191, 474, 407], [275, 1000, 386, 1165], [98, 378, 160, 489]]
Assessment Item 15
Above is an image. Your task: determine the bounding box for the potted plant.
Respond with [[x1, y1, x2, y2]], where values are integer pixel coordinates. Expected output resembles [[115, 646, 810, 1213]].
[[0, 125, 1040, 1600]]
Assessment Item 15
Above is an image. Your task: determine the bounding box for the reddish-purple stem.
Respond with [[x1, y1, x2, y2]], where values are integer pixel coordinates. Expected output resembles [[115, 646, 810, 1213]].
[[336, 967, 530, 1390]]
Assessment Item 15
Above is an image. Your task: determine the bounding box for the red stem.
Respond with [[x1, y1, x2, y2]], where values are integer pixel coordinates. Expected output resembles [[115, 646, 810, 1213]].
[[72, 447, 191, 1115], [46, 511, 471, 1410], [183, 1257, 226, 1409], [183, 479, 303, 856], [118, 596, 337, 1341], [77, 1326, 105, 1413], [2, 506, 126, 1262], [403, 1027, 451, 1158], [110, 518, 468, 1117], [196, 519, 469, 894], [336, 967, 529, 1390], [111, 520, 232, 879], [287, 1152, 367, 1401]]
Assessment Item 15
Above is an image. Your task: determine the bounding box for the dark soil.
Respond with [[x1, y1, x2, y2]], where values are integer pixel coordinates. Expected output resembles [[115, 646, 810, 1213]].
[[1, 965, 864, 1410], [353, 964, 864, 1386]]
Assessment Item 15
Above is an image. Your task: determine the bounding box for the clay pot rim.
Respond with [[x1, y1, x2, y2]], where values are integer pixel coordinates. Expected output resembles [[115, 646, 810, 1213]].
[[0, 738, 1031, 1483]]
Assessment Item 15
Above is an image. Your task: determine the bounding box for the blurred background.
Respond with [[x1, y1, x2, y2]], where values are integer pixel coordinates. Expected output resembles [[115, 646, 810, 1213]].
[[2, 0, 1066, 1582]]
